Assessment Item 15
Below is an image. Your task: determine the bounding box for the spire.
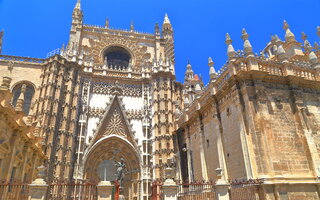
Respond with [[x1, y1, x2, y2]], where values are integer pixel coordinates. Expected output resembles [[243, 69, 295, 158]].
[[184, 60, 194, 81], [317, 26, 320, 37], [15, 84, 26, 112], [162, 13, 173, 38], [241, 28, 253, 56], [283, 20, 296, 42], [208, 57, 217, 81], [0, 30, 3, 54], [105, 18, 109, 28], [225, 33, 236, 59], [163, 13, 171, 24], [72, 0, 83, 26], [75, 0, 81, 10]]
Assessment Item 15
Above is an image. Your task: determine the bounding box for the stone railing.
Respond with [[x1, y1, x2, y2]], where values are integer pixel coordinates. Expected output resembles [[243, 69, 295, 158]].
[[0, 55, 45, 63], [213, 59, 319, 94], [291, 67, 317, 81], [83, 24, 155, 40]]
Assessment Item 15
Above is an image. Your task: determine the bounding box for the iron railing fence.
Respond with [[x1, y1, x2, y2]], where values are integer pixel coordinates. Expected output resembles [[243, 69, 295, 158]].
[[48, 180, 99, 200], [0, 180, 30, 200], [151, 180, 163, 200], [178, 181, 217, 200]]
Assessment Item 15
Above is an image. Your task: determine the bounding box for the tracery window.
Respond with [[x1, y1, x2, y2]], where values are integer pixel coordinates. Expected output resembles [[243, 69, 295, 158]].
[[12, 83, 35, 115], [104, 46, 131, 70]]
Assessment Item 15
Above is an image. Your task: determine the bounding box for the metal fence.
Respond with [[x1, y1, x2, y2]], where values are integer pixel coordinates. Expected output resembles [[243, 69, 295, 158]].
[[0, 181, 30, 200], [178, 181, 216, 200], [151, 180, 163, 200], [48, 180, 98, 200]]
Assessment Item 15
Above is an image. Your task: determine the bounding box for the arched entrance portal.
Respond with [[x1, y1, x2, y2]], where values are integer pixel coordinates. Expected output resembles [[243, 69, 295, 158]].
[[84, 135, 141, 199]]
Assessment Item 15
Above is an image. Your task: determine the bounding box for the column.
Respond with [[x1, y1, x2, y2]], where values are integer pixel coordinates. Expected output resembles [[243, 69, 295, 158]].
[[97, 181, 114, 200]]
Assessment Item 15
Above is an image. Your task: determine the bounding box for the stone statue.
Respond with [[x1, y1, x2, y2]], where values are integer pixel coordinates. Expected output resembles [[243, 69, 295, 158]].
[[114, 158, 126, 187]]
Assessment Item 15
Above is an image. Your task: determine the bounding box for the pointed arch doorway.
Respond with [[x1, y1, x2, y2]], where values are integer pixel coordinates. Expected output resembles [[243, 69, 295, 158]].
[[82, 95, 142, 199], [84, 136, 141, 199]]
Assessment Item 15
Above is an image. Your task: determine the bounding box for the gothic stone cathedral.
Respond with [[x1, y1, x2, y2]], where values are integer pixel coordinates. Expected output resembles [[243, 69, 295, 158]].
[[1, 0, 320, 199]]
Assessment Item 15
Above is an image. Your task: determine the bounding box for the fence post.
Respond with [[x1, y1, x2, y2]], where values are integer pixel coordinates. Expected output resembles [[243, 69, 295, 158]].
[[163, 163, 178, 200], [97, 181, 114, 200], [163, 179, 178, 200], [215, 168, 230, 200], [28, 165, 48, 200]]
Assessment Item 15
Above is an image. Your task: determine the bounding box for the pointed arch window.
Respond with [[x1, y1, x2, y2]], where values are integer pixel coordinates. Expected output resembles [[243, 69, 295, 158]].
[[12, 83, 35, 115]]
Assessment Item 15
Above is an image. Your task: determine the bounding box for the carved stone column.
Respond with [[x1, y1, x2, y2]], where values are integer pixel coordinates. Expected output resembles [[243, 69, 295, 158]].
[[97, 181, 114, 200]]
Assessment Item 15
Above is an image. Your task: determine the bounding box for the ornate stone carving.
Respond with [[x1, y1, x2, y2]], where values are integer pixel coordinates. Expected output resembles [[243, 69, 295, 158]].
[[88, 106, 143, 120], [83, 34, 150, 71], [92, 82, 142, 97], [105, 110, 126, 137]]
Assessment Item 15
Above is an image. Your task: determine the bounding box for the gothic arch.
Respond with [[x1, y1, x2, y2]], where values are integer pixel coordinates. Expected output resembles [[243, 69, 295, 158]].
[[82, 135, 141, 199], [11, 81, 36, 115], [100, 45, 135, 67], [82, 135, 141, 179]]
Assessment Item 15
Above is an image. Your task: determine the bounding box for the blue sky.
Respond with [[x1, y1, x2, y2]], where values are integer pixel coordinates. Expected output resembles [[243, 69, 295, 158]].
[[0, 0, 319, 83]]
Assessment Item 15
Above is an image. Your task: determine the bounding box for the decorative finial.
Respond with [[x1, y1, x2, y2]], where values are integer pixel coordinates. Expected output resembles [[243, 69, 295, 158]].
[[186, 60, 192, 70], [0, 76, 12, 90], [241, 28, 253, 55], [208, 57, 214, 67], [277, 44, 288, 63], [163, 13, 171, 24], [301, 32, 307, 41], [130, 21, 134, 31], [0, 30, 3, 54], [277, 44, 286, 55], [225, 33, 236, 59], [301, 32, 312, 52], [309, 51, 318, 64], [15, 84, 27, 112], [105, 18, 109, 28], [208, 57, 217, 81], [314, 42, 319, 50], [274, 35, 281, 42], [154, 22, 160, 35], [317, 26, 320, 37], [283, 20, 296, 42], [33, 121, 42, 137], [283, 20, 289, 30]]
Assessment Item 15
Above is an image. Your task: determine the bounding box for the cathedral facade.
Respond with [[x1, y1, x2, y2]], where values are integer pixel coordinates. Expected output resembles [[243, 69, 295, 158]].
[[1, 1, 179, 199], [0, 0, 320, 199]]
